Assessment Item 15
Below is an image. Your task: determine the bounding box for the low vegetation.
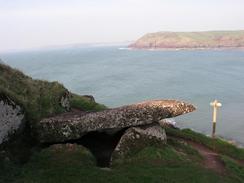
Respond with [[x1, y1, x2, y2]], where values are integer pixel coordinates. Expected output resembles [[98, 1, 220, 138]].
[[165, 127, 244, 160], [1, 141, 244, 183], [0, 62, 107, 181], [1, 128, 244, 183], [70, 94, 107, 112], [0, 63, 107, 125], [221, 155, 244, 182]]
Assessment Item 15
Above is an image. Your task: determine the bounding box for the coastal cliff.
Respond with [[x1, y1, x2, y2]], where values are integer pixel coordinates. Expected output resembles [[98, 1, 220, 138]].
[[129, 30, 244, 49]]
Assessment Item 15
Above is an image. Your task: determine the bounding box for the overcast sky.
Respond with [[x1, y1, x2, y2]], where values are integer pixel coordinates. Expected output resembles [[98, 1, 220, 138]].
[[0, 0, 244, 52]]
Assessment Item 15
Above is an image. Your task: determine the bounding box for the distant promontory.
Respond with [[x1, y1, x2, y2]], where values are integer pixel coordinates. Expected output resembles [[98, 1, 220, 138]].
[[129, 30, 244, 50]]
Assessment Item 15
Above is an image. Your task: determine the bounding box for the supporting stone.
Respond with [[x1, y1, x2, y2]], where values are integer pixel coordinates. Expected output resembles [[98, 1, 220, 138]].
[[110, 123, 167, 165]]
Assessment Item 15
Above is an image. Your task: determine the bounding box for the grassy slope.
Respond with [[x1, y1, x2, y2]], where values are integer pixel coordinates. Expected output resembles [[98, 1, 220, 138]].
[[1, 141, 243, 183], [0, 62, 107, 173], [165, 127, 244, 160], [1, 130, 244, 183], [130, 30, 244, 48], [0, 63, 106, 125], [0, 63, 66, 123], [70, 93, 106, 112]]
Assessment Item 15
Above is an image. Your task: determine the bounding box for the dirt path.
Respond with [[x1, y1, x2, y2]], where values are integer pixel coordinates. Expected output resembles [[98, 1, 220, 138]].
[[185, 140, 226, 174]]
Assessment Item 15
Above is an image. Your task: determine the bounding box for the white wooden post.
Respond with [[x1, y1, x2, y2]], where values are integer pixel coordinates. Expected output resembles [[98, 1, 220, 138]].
[[210, 100, 222, 138]]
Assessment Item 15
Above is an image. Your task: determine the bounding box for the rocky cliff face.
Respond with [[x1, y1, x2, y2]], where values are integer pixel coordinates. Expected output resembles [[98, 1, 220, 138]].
[[0, 93, 25, 144], [129, 30, 244, 49]]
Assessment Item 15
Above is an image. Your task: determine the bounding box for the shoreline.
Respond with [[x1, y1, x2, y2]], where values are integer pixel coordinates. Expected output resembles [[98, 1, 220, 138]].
[[128, 46, 244, 51]]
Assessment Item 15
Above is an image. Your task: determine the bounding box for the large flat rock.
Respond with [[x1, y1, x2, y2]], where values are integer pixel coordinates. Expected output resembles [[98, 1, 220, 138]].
[[37, 100, 195, 143]]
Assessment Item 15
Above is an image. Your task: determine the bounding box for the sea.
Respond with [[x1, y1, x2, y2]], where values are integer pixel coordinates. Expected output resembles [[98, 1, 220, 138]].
[[1, 46, 244, 146]]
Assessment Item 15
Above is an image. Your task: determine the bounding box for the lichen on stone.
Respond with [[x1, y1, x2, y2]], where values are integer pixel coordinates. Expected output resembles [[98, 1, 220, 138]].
[[0, 94, 25, 144], [37, 99, 195, 143]]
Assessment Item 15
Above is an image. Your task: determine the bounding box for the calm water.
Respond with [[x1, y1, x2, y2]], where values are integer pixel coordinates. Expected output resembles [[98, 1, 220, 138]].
[[1, 46, 244, 145]]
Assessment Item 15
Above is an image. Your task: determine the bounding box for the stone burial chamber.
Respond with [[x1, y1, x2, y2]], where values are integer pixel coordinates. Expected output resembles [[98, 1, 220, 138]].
[[36, 100, 196, 167]]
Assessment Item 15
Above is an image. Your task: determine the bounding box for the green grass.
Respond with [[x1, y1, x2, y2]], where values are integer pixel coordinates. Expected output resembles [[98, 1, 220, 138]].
[[2, 144, 243, 183], [0, 158, 21, 183], [70, 94, 107, 111], [0, 63, 107, 125], [167, 137, 203, 162], [0, 63, 66, 125], [221, 155, 244, 182], [165, 127, 244, 161]]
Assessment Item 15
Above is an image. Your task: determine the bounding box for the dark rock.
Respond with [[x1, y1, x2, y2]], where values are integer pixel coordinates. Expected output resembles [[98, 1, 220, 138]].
[[37, 100, 195, 143], [76, 129, 126, 167]]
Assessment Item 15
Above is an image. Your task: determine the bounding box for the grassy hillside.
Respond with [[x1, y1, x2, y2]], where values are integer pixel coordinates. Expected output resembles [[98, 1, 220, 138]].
[[1, 129, 244, 183], [165, 128, 244, 161], [0, 62, 107, 167], [0, 63, 106, 125], [130, 30, 244, 49]]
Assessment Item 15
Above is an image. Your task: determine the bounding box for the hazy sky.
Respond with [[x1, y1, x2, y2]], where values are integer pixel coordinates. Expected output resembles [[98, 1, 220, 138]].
[[0, 0, 244, 52]]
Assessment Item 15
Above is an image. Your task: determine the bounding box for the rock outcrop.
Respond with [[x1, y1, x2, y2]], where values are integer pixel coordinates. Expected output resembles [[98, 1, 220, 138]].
[[0, 93, 25, 144], [37, 100, 195, 143], [60, 91, 71, 111], [111, 123, 166, 164]]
